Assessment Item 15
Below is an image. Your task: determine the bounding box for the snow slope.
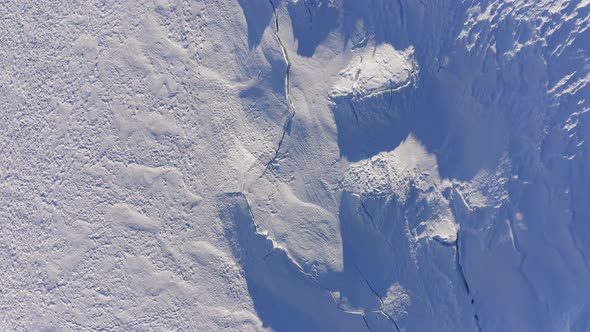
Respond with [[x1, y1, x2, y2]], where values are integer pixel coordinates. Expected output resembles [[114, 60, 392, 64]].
[[1, 0, 590, 331]]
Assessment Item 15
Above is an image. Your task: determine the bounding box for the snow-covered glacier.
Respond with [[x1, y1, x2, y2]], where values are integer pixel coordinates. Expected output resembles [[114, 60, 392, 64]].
[[1, 0, 589, 331]]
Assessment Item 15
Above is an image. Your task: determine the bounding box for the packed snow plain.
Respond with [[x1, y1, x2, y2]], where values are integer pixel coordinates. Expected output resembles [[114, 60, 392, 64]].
[[1, 0, 590, 331]]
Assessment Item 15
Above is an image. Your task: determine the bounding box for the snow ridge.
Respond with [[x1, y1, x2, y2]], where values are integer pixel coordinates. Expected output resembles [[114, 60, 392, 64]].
[[261, 0, 296, 177]]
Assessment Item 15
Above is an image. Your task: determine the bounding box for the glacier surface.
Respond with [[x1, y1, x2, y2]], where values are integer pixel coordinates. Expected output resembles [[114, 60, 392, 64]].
[[1, 0, 590, 331]]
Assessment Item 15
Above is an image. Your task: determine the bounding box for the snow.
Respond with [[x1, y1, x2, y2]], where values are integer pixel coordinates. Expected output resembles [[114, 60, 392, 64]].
[[343, 134, 458, 243], [108, 203, 162, 232], [331, 43, 415, 98], [2, 0, 590, 331]]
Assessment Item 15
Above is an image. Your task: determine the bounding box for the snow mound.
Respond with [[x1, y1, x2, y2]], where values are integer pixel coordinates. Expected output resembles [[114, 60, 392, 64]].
[[331, 43, 416, 98], [343, 134, 458, 243], [108, 203, 161, 232]]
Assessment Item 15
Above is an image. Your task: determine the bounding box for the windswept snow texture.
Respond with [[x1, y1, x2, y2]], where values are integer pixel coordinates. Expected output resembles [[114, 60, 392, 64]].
[[2, 0, 590, 331]]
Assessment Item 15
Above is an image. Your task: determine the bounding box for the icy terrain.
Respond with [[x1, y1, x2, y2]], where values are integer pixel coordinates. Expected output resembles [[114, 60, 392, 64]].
[[1, 0, 590, 331]]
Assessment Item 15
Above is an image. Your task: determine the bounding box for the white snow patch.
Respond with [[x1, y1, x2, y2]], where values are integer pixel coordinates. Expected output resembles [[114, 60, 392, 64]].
[[343, 135, 459, 243], [108, 203, 161, 232], [381, 283, 411, 320], [331, 42, 416, 98]]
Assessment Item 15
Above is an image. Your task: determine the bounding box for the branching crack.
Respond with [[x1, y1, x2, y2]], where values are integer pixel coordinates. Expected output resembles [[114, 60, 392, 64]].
[[349, 97, 360, 124], [437, 234, 482, 332], [263, 250, 276, 261], [242, 193, 258, 229], [454, 237, 470, 295], [388, 88, 394, 112], [321, 286, 373, 332], [261, 0, 296, 177], [354, 264, 402, 332], [362, 315, 373, 332], [269, 0, 279, 32], [362, 71, 415, 99], [351, 59, 418, 119], [359, 199, 397, 253], [456, 234, 483, 332], [360, 201, 376, 228]]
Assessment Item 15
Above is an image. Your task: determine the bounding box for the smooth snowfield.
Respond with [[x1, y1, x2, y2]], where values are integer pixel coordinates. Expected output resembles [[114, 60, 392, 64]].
[[1, 0, 590, 331]]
